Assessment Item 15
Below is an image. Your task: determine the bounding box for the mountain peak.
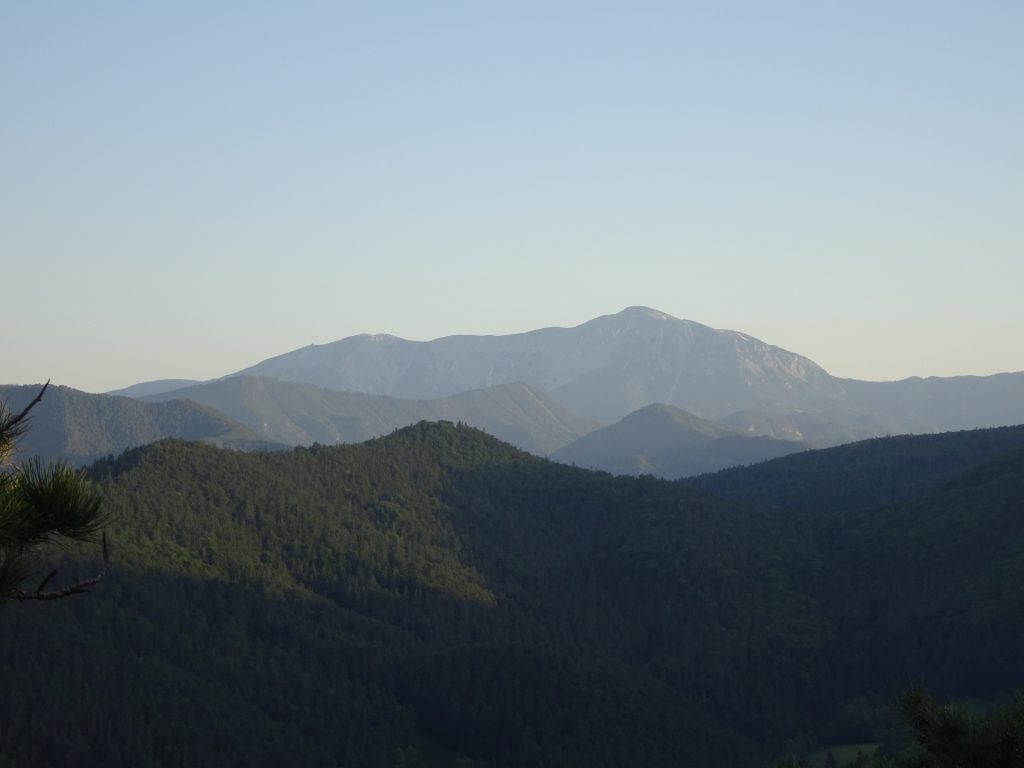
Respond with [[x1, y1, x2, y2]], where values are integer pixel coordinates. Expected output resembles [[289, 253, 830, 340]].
[[234, 307, 849, 422], [615, 306, 678, 322], [552, 401, 805, 478], [624, 402, 730, 432]]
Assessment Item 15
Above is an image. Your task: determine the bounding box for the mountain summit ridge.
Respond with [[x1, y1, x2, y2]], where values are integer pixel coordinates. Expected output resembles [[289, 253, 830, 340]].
[[234, 307, 846, 423], [91, 306, 1021, 440]]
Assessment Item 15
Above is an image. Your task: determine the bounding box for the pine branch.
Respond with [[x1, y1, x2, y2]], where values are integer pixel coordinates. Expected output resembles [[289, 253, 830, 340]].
[[34, 568, 58, 593], [13, 532, 109, 601], [6, 380, 49, 430], [2, 380, 49, 434], [0, 381, 50, 464]]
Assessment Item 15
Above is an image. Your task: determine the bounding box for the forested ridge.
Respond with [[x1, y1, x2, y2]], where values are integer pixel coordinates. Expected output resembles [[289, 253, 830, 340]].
[[0, 384, 280, 465], [551, 402, 806, 478], [142, 376, 595, 455], [3, 421, 1024, 766], [687, 424, 1024, 515]]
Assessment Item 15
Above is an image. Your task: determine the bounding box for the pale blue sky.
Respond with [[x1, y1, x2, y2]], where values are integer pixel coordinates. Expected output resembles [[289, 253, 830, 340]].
[[3, 2, 1022, 392]]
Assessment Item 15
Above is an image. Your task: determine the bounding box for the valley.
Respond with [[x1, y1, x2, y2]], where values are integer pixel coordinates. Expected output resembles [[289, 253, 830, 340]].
[[4, 308, 1024, 767]]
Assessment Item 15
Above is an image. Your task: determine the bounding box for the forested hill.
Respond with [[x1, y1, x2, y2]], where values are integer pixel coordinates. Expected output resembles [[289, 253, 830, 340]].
[[0, 384, 279, 464], [3, 422, 1024, 766], [836, 444, 1024, 697], [552, 402, 806, 478], [2, 425, 772, 767], [686, 423, 1024, 515], [142, 375, 595, 454]]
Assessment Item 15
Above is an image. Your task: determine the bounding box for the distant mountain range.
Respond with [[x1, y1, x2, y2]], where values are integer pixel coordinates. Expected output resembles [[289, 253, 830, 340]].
[[10, 305, 1015, 465], [0, 377, 594, 464], [142, 376, 595, 455], [841, 372, 1024, 432], [552, 403, 806, 478], [231, 307, 1024, 435], [3, 378, 801, 474], [234, 306, 845, 424], [0, 384, 279, 464]]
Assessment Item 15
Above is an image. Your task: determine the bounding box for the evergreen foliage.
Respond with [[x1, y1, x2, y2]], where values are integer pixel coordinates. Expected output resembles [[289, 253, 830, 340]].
[[891, 687, 1024, 767], [2, 419, 1023, 765], [687, 425, 1024, 515], [0, 384, 107, 600]]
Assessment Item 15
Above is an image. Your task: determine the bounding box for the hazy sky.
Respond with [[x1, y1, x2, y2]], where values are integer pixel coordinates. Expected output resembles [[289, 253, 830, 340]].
[[4, 2, 1022, 393]]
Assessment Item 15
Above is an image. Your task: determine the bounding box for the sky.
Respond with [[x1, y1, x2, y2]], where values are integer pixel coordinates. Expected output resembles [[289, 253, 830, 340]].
[[3, 2, 1022, 393]]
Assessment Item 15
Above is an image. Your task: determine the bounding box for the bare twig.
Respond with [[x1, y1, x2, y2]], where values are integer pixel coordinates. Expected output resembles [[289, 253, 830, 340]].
[[4, 380, 50, 432], [34, 569, 58, 594], [13, 532, 109, 602]]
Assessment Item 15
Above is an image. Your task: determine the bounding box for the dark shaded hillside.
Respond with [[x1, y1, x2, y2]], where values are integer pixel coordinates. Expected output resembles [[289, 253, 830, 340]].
[[4, 423, 1024, 766], [553, 402, 806, 478], [836, 446, 1024, 699], [0, 572, 417, 767], [2, 427, 773, 767], [687, 424, 1024, 515], [0, 384, 278, 464], [143, 376, 595, 454]]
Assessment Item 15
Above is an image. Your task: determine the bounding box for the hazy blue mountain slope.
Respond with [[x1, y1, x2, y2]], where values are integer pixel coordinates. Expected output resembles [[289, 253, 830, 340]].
[[842, 372, 1024, 432], [687, 423, 1024, 515], [106, 378, 204, 398], [717, 409, 899, 447], [144, 376, 596, 454], [234, 307, 849, 423], [0, 384, 274, 464], [553, 403, 806, 478], [230, 306, 1024, 436]]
